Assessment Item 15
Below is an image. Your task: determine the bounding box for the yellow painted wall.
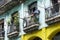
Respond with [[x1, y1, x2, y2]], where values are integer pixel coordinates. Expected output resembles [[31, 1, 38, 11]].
[[22, 22, 60, 40]]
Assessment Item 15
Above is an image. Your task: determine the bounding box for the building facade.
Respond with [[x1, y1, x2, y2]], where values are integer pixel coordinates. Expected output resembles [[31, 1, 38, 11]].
[[0, 0, 60, 40], [22, 0, 60, 40]]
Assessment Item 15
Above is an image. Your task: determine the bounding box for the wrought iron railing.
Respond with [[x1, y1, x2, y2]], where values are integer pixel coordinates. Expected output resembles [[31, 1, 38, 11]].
[[23, 14, 39, 28], [23, 13, 40, 33], [45, 3, 60, 19]]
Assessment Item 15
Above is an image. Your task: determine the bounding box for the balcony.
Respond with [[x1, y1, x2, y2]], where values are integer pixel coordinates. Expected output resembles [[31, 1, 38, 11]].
[[23, 14, 40, 33], [0, 0, 25, 15], [45, 3, 60, 24], [7, 24, 19, 38]]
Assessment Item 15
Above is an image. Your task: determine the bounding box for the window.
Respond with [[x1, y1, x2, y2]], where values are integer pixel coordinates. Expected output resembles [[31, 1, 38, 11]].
[[28, 1, 40, 24], [45, 0, 59, 18], [51, 0, 59, 13], [28, 1, 37, 14], [0, 19, 4, 40], [0, 23, 4, 37], [23, 1, 40, 28], [8, 12, 19, 33], [11, 12, 19, 32], [28, 1, 40, 18]]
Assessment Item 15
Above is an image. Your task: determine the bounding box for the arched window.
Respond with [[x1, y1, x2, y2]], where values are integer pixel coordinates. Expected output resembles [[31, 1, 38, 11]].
[[52, 32, 60, 40]]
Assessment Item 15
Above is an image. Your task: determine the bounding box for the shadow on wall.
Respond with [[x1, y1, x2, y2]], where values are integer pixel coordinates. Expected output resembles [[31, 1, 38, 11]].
[[28, 36, 42, 40], [48, 29, 60, 40]]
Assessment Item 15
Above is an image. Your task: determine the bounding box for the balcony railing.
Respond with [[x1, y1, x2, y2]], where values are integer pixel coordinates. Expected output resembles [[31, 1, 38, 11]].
[[23, 14, 39, 33], [7, 24, 19, 37], [45, 3, 60, 24]]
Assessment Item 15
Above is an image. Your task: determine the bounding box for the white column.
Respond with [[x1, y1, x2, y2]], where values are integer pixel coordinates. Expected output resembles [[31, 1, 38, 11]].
[[18, 3, 25, 35], [4, 16, 9, 40], [37, 0, 48, 29]]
